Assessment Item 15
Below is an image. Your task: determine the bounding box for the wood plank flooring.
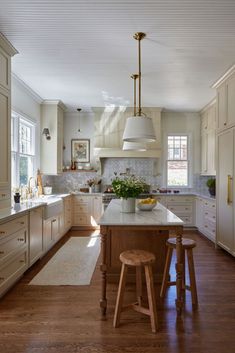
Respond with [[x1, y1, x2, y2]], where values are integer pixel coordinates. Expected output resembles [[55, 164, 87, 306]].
[[0, 230, 235, 353]]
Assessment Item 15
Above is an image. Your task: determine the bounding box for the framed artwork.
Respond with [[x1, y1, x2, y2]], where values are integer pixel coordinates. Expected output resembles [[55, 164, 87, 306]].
[[71, 139, 90, 163]]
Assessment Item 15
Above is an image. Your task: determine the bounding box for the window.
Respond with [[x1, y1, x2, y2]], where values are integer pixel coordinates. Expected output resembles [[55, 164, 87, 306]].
[[167, 135, 189, 187], [11, 112, 35, 188]]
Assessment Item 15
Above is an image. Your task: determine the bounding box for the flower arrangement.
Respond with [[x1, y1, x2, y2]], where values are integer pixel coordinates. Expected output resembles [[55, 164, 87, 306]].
[[112, 175, 146, 199]]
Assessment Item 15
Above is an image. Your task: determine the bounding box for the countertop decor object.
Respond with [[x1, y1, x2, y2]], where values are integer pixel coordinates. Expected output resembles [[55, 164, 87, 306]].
[[137, 198, 157, 211], [206, 178, 216, 196], [112, 175, 146, 213], [123, 32, 156, 143]]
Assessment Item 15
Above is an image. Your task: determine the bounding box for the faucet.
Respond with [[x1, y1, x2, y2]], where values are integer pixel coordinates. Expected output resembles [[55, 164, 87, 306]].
[[28, 177, 36, 198]]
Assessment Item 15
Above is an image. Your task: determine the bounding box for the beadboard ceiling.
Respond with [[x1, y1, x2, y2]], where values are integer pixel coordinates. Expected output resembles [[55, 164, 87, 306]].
[[1, 0, 235, 111]]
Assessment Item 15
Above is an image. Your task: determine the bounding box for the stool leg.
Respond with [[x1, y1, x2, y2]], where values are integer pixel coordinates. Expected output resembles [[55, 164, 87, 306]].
[[136, 266, 142, 306], [160, 247, 173, 298], [187, 248, 198, 309], [182, 250, 186, 300], [144, 264, 158, 333], [113, 263, 128, 328]]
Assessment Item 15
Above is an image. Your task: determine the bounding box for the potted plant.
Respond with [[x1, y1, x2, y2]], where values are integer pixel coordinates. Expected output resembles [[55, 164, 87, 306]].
[[112, 175, 146, 213], [206, 178, 216, 196]]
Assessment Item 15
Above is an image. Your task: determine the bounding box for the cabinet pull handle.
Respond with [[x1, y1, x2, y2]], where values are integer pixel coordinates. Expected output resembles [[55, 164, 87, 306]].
[[17, 238, 24, 241], [205, 212, 208, 215], [0, 231, 6, 234], [0, 251, 4, 254], [0, 277, 5, 281], [1, 193, 6, 197], [213, 216, 215, 219], [224, 122, 227, 126], [19, 221, 25, 225], [52, 219, 57, 223], [227, 175, 233, 204], [205, 225, 208, 228], [19, 260, 25, 263]]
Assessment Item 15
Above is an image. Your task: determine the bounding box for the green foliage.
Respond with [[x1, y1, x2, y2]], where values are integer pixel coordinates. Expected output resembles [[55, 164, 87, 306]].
[[112, 175, 146, 199], [206, 178, 216, 188]]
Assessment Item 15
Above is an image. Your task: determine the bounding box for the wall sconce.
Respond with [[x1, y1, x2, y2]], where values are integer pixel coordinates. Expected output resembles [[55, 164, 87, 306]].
[[42, 128, 51, 140]]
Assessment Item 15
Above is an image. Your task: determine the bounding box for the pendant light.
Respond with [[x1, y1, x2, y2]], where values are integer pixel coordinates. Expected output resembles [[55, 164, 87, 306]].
[[123, 32, 156, 143], [77, 108, 82, 132], [123, 74, 147, 151]]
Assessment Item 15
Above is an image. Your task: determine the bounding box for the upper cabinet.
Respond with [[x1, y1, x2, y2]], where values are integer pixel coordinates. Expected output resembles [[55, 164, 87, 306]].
[[93, 107, 161, 158], [215, 68, 235, 133], [0, 34, 18, 209], [200, 101, 216, 176], [40, 100, 66, 175]]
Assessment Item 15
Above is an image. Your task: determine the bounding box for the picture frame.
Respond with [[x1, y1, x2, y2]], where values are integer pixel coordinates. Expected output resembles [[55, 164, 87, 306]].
[[71, 139, 90, 163]]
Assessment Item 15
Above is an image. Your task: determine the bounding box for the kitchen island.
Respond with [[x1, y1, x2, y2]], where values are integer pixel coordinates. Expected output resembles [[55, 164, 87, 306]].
[[99, 199, 184, 317]]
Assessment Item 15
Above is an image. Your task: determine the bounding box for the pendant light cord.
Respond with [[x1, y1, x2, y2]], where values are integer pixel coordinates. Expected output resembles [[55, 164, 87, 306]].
[[134, 32, 146, 117], [131, 74, 138, 116]]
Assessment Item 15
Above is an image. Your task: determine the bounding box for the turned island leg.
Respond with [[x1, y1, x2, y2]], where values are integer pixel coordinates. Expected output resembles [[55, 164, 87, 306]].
[[175, 226, 184, 316], [100, 226, 107, 318]]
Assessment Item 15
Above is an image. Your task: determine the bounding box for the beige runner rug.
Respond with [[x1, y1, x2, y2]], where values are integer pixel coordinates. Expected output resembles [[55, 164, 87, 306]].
[[29, 236, 100, 285]]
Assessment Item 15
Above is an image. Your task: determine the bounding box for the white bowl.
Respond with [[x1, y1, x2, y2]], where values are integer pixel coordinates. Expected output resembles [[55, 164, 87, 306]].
[[137, 201, 157, 211], [43, 186, 52, 195]]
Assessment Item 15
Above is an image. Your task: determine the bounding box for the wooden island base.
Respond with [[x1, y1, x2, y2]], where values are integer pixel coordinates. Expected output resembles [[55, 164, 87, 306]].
[[101, 226, 169, 283]]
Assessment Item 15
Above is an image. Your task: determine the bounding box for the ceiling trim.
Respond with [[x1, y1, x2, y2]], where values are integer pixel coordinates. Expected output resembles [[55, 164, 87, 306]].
[[212, 63, 235, 88], [42, 99, 67, 111], [0, 32, 18, 56], [199, 98, 216, 114], [12, 73, 43, 104]]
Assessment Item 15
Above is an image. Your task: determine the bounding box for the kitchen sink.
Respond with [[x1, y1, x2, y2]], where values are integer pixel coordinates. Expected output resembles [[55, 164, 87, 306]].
[[29, 196, 63, 220]]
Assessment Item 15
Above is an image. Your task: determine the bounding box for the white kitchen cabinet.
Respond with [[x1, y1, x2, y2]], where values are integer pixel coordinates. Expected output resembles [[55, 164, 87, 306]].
[[29, 207, 43, 265], [0, 213, 28, 297], [200, 102, 216, 176], [40, 100, 65, 175], [217, 129, 235, 254], [195, 197, 204, 229], [216, 74, 235, 133], [196, 197, 216, 243], [64, 196, 72, 231], [43, 215, 60, 254], [72, 195, 102, 228], [0, 35, 17, 209]]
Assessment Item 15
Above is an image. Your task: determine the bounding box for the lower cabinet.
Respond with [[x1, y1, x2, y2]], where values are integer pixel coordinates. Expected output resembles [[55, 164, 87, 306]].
[[72, 195, 103, 228], [196, 197, 216, 243], [43, 215, 60, 254], [29, 207, 43, 265], [0, 213, 29, 297]]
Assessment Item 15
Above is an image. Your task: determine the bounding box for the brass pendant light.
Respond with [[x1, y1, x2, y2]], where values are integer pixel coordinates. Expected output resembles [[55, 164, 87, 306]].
[[123, 74, 147, 151], [123, 32, 156, 143]]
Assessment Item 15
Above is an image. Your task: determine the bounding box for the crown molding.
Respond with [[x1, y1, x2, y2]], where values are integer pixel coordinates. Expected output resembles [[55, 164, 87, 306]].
[[0, 32, 18, 56], [12, 73, 43, 103], [200, 98, 216, 114], [42, 99, 67, 111], [212, 63, 235, 88]]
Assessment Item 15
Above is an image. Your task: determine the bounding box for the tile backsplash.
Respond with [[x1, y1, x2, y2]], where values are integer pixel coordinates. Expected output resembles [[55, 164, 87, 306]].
[[42, 158, 214, 195]]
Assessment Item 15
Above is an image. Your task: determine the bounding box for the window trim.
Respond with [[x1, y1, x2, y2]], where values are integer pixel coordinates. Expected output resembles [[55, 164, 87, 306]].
[[11, 111, 36, 188], [164, 133, 192, 189]]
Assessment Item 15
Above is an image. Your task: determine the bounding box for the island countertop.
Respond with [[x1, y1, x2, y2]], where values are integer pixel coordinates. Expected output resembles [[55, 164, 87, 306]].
[[99, 199, 184, 226]]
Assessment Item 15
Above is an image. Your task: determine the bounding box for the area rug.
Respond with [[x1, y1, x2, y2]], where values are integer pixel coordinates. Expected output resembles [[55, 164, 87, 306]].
[[29, 236, 100, 285]]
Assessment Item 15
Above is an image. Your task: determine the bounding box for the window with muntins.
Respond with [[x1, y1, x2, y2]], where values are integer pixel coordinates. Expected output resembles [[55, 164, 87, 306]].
[[11, 112, 35, 188], [167, 135, 189, 187]]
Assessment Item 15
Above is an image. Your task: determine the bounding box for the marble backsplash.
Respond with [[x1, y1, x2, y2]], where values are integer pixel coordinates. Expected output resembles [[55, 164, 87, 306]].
[[42, 158, 213, 195]]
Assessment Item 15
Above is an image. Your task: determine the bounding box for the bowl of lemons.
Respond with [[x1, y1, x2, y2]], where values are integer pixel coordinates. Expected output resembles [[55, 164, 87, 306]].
[[137, 198, 157, 211]]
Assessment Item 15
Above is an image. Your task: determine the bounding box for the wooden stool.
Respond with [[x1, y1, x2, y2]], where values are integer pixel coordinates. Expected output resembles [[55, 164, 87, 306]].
[[113, 249, 158, 333], [160, 238, 198, 308]]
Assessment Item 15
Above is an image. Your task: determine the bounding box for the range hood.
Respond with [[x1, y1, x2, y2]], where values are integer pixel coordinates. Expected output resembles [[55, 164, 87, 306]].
[[94, 147, 161, 159]]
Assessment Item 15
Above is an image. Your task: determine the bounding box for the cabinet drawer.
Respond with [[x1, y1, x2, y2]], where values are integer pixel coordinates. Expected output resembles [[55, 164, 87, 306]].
[[0, 229, 27, 264], [0, 215, 28, 238], [168, 204, 193, 213], [167, 196, 194, 203], [204, 209, 216, 222], [0, 250, 27, 289], [73, 196, 90, 204], [203, 200, 216, 211], [0, 189, 10, 201], [73, 214, 89, 226], [178, 215, 193, 225], [73, 203, 89, 213]]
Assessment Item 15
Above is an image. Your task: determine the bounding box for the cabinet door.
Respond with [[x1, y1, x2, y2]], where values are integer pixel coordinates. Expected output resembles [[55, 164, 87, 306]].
[[0, 47, 10, 90], [93, 196, 103, 223], [43, 219, 53, 252], [216, 83, 227, 131], [227, 75, 235, 128], [57, 107, 63, 174], [51, 217, 60, 241], [217, 130, 234, 252], [201, 133, 208, 174], [29, 208, 43, 265], [207, 130, 216, 176], [196, 198, 203, 229], [0, 86, 10, 190]]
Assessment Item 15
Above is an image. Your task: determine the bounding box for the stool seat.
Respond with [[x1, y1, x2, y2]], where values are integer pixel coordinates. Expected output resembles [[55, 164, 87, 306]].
[[167, 237, 196, 249], [120, 249, 156, 266]]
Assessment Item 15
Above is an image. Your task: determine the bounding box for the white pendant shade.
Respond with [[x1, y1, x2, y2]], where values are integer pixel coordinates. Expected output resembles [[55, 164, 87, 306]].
[[122, 141, 147, 151], [123, 116, 156, 143]]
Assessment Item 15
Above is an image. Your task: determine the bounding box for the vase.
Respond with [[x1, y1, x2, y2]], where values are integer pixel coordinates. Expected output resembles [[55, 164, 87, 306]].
[[208, 186, 215, 196], [121, 198, 136, 213]]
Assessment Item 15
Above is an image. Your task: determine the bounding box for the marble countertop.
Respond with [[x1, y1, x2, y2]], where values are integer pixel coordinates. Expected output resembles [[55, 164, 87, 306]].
[[99, 199, 184, 226], [0, 202, 46, 223]]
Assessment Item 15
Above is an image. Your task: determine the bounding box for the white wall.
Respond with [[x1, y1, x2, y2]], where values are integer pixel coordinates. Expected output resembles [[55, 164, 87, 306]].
[[11, 75, 42, 171], [63, 111, 95, 167], [160, 111, 201, 186]]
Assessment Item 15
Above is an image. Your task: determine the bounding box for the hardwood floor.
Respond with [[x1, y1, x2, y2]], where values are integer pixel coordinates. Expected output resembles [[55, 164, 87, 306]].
[[0, 229, 235, 353]]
